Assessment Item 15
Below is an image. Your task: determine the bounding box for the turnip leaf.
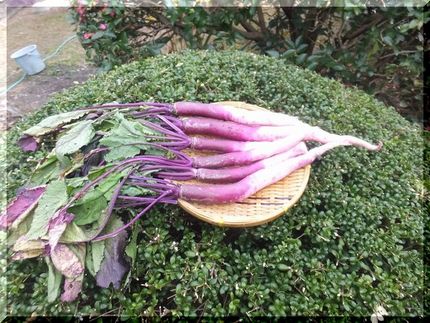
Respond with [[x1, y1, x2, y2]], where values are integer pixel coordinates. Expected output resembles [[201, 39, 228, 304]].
[[46, 257, 62, 303], [69, 196, 107, 226], [11, 236, 45, 260], [95, 215, 129, 288], [7, 210, 34, 247], [25, 180, 68, 240], [124, 222, 138, 285], [47, 210, 74, 249], [51, 244, 84, 279], [59, 244, 86, 302], [0, 185, 46, 230], [104, 146, 140, 163], [60, 222, 89, 243], [55, 120, 95, 157], [60, 276, 84, 303], [92, 240, 105, 275], [72, 172, 124, 206], [100, 112, 158, 162], [24, 110, 90, 137], [30, 155, 61, 186]]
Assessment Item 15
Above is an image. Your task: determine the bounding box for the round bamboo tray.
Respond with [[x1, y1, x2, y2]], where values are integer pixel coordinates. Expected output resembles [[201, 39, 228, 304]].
[[178, 101, 311, 227]]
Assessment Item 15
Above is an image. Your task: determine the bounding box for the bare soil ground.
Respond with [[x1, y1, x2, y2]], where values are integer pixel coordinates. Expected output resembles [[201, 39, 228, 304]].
[[5, 6, 96, 128]]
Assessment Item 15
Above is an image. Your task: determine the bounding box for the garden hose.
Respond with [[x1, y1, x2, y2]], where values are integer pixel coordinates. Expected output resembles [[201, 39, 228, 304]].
[[0, 34, 78, 96]]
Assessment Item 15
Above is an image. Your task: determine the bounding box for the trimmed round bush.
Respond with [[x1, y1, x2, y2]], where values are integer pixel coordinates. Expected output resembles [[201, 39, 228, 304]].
[[5, 51, 423, 317]]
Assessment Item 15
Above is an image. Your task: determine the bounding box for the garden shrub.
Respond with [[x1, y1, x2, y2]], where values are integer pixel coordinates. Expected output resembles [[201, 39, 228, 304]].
[[5, 51, 424, 317], [68, 3, 428, 122]]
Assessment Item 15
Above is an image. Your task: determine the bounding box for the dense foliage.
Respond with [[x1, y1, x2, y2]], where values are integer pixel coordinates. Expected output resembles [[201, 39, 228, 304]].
[[5, 51, 423, 317], [68, 2, 427, 122]]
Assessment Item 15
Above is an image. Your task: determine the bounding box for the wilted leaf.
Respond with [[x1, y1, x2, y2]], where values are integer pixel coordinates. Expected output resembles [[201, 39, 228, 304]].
[[0, 186, 46, 230], [11, 236, 46, 260], [48, 210, 75, 249], [95, 216, 129, 288], [51, 244, 84, 279], [6, 210, 34, 247], [60, 244, 86, 302], [17, 135, 39, 152], [12, 236, 45, 252], [24, 110, 89, 137], [11, 249, 44, 260], [60, 276, 83, 303]]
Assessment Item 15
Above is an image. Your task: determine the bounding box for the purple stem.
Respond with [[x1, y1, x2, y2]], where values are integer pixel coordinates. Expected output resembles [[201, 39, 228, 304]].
[[161, 115, 184, 129], [157, 115, 185, 135], [80, 102, 174, 111], [117, 196, 178, 205], [131, 109, 173, 117], [93, 189, 176, 241], [129, 175, 175, 183], [156, 170, 195, 181], [84, 169, 135, 241], [64, 160, 140, 209], [137, 119, 183, 138], [136, 165, 193, 173]]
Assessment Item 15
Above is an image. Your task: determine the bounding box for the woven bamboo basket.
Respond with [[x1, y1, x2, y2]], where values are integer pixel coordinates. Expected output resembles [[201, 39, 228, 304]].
[[178, 101, 311, 227]]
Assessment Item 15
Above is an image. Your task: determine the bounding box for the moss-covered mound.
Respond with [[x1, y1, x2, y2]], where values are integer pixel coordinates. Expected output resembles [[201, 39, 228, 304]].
[[5, 50, 423, 316]]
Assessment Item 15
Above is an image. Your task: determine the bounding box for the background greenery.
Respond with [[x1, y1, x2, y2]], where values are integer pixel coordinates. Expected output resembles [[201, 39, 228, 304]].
[[68, 2, 428, 123], [5, 51, 423, 317]]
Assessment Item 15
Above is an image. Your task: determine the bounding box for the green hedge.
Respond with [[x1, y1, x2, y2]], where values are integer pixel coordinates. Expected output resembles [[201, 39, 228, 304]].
[[5, 50, 423, 317]]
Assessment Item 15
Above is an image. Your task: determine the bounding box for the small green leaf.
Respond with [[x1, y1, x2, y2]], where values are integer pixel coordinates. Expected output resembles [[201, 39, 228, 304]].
[[91, 31, 106, 40], [296, 43, 308, 53], [296, 53, 307, 65], [124, 224, 139, 285], [382, 35, 393, 47], [265, 50, 280, 58], [185, 251, 196, 258], [307, 62, 318, 71], [278, 264, 289, 271], [282, 49, 296, 58], [294, 35, 303, 47], [125, 225, 138, 267]]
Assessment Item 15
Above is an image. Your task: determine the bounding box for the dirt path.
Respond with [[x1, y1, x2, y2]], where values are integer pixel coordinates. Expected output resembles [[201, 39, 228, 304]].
[[5, 6, 96, 128]]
